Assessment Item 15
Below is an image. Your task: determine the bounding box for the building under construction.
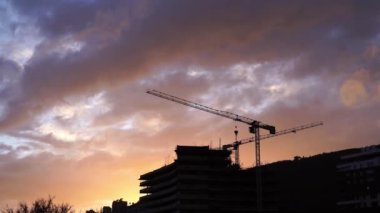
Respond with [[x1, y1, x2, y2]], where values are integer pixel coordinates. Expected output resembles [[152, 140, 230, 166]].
[[139, 146, 255, 213], [126, 144, 380, 213]]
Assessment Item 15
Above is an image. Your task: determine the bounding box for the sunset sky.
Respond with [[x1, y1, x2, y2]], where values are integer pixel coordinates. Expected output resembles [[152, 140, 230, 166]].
[[0, 0, 380, 210]]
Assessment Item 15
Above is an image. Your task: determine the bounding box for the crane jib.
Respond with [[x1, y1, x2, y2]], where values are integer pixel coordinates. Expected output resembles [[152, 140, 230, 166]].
[[147, 89, 276, 134], [223, 121, 323, 150]]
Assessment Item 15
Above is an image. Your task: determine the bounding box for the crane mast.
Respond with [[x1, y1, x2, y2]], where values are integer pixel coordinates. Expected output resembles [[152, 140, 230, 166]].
[[223, 122, 324, 164]]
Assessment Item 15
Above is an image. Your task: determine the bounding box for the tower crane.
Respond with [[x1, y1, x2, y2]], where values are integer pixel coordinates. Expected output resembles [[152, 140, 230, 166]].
[[223, 122, 323, 165], [147, 89, 276, 213]]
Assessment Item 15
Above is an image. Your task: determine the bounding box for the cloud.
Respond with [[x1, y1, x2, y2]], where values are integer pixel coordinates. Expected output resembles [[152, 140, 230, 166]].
[[375, 84, 380, 101], [0, 1, 41, 65], [0, 0, 380, 209], [1, 0, 378, 131], [0, 143, 12, 154], [0, 142, 172, 209]]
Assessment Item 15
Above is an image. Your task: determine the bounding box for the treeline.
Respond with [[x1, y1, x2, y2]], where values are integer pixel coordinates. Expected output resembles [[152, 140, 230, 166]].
[[1, 196, 73, 213]]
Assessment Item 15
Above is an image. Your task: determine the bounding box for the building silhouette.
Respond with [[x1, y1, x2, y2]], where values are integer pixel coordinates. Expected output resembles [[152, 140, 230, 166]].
[[112, 199, 128, 213], [126, 144, 380, 213], [138, 146, 255, 212], [102, 206, 112, 213], [337, 145, 380, 211]]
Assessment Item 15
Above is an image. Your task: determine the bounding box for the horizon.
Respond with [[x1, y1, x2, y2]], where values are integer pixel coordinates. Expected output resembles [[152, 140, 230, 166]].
[[0, 0, 379, 211]]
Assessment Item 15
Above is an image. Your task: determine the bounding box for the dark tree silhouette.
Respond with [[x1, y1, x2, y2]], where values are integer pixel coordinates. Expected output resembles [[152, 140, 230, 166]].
[[2, 196, 73, 213]]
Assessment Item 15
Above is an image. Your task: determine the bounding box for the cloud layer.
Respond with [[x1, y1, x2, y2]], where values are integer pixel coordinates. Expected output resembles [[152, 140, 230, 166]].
[[0, 0, 379, 210]]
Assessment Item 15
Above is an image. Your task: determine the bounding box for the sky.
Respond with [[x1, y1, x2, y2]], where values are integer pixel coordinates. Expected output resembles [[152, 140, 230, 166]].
[[0, 0, 379, 210]]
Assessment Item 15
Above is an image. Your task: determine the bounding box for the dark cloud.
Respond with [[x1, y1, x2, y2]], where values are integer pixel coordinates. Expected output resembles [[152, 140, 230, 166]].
[[1, 0, 379, 131], [0, 143, 12, 152], [0, 58, 21, 87], [0, 58, 22, 120]]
